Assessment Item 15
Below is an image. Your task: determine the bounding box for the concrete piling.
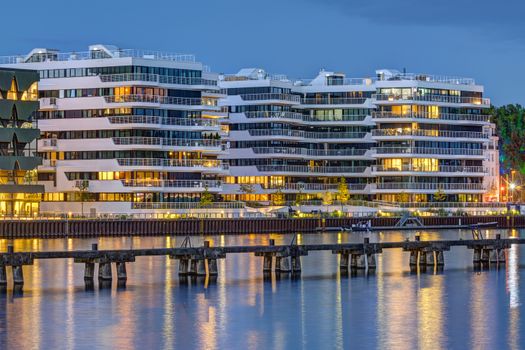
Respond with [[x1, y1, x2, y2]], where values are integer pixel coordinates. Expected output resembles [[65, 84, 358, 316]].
[[436, 251, 445, 266], [409, 251, 418, 266], [263, 255, 273, 272], [178, 258, 189, 275], [116, 262, 127, 280], [473, 248, 481, 263], [291, 256, 301, 273], [208, 259, 218, 275], [277, 256, 291, 272], [425, 251, 435, 266], [367, 254, 377, 269], [98, 262, 112, 280], [0, 265, 6, 285], [340, 253, 349, 270], [12, 266, 24, 285], [196, 259, 206, 276], [84, 262, 95, 280]]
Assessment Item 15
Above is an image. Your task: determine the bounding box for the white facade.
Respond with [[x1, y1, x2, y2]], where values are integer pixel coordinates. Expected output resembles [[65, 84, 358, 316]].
[[1, 45, 230, 215]]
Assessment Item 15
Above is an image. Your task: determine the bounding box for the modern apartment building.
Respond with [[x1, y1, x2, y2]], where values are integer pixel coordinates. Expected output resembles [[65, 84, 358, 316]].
[[221, 68, 495, 206], [0, 44, 497, 215], [220, 69, 376, 205], [0, 68, 43, 216], [1, 45, 228, 215]]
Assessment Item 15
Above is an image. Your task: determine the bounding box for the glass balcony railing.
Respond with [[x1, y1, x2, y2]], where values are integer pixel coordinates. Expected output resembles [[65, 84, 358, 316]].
[[121, 179, 222, 189], [116, 158, 229, 170], [372, 94, 490, 106], [371, 111, 491, 123], [371, 129, 489, 139], [372, 165, 487, 173], [376, 183, 486, 191], [372, 147, 484, 156]]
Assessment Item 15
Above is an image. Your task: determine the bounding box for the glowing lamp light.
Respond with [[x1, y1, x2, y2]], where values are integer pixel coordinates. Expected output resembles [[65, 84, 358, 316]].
[[510, 183, 517, 190]]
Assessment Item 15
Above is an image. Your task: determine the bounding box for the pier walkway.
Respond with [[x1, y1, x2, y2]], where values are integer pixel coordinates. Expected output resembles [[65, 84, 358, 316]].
[[0, 234, 521, 289]]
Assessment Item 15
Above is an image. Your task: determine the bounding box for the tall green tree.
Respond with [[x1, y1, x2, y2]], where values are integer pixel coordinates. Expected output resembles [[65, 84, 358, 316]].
[[492, 104, 525, 176], [337, 177, 350, 211]]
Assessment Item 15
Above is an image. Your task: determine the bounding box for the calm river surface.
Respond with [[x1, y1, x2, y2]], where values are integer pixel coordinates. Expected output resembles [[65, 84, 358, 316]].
[[0, 229, 524, 349]]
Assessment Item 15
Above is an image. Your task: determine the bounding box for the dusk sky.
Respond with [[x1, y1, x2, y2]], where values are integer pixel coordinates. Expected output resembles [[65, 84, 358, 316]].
[[1, 0, 523, 105]]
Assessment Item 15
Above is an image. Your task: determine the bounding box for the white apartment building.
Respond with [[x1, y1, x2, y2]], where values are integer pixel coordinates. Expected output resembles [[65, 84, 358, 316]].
[[1, 45, 230, 215], [220, 68, 496, 207], [0, 44, 498, 215]]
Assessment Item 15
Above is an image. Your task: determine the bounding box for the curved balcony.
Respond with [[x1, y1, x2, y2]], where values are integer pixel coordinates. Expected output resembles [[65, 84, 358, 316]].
[[376, 182, 485, 192], [263, 183, 367, 192], [239, 93, 301, 103], [372, 94, 490, 106], [121, 179, 222, 191], [301, 97, 368, 105], [99, 73, 218, 86], [371, 129, 489, 140], [371, 111, 491, 123], [256, 165, 368, 176], [107, 115, 220, 130], [241, 111, 369, 125], [112, 137, 225, 152], [247, 129, 368, 140], [372, 147, 485, 158], [116, 158, 229, 172], [251, 147, 369, 158], [243, 111, 304, 121], [131, 201, 245, 210], [104, 95, 219, 110], [372, 165, 487, 175]]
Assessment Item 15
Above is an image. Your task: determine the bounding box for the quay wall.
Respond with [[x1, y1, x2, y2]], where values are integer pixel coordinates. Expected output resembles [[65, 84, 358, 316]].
[[0, 216, 524, 239]]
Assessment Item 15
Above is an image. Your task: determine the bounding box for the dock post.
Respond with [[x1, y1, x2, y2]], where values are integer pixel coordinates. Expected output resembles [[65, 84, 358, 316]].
[[473, 248, 481, 263], [116, 262, 127, 280], [356, 254, 367, 269], [425, 251, 435, 266], [350, 254, 358, 268], [436, 251, 445, 266], [489, 250, 500, 264], [367, 254, 377, 269], [481, 249, 490, 263], [189, 259, 197, 275], [498, 249, 506, 263], [263, 255, 273, 272], [409, 251, 418, 266], [208, 259, 218, 276], [276, 256, 291, 272], [12, 266, 24, 285], [98, 262, 112, 280], [196, 259, 206, 276], [0, 265, 6, 285], [84, 262, 95, 280], [178, 258, 189, 275], [291, 256, 301, 273], [340, 253, 349, 270]]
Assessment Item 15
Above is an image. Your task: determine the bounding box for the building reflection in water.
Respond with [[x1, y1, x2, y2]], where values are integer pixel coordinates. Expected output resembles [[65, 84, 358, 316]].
[[507, 228, 520, 349]]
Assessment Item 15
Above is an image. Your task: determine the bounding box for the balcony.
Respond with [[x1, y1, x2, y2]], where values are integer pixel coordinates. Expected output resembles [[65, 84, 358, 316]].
[[39, 97, 58, 111], [112, 137, 225, 152], [263, 183, 367, 192], [247, 129, 368, 140], [376, 183, 485, 191], [242, 111, 369, 124], [371, 111, 491, 123], [372, 94, 490, 106], [251, 147, 369, 158], [301, 97, 368, 105], [131, 201, 245, 210], [99, 73, 218, 86], [121, 179, 222, 190], [372, 165, 487, 174], [372, 147, 484, 157], [116, 158, 229, 171], [107, 115, 220, 129], [256, 165, 368, 175], [243, 111, 304, 121], [239, 93, 301, 103], [371, 129, 489, 140]]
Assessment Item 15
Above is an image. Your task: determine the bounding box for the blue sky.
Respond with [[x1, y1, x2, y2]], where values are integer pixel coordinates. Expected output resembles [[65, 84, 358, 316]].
[[1, 0, 522, 105]]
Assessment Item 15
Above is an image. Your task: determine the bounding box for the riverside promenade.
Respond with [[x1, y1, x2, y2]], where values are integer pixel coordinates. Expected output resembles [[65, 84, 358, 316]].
[[0, 215, 523, 238]]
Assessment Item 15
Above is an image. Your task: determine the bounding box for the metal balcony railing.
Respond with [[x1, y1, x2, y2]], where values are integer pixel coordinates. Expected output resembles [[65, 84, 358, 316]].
[[256, 165, 368, 174], [116, 158, 229, 170], [107, 115, 219, 127], [251, 147, 368, 157], [372, 165, 487, 173], [247, 129, 367, 139], [376, 183, 486, 190], [301, 97, 368, 105], [371, 111, 491, 123], [121, 179, 222, 188], [104, 95, 211, 106], [239, 93, 301, 103], [99, 73, 217, 86], [372, 94, 490, 106], [372, 147, 484, 156], [112, 137, 223, 149], [131, 202, 245, 210], [371, 129, 489, 139]]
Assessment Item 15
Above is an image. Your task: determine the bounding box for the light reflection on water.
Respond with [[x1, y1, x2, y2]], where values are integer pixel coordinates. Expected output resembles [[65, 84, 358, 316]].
[[0, 229, 523, 349]]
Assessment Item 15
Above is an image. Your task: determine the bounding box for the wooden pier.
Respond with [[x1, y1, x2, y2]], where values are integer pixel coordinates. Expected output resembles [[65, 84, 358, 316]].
[[0, 234, 519, 289]]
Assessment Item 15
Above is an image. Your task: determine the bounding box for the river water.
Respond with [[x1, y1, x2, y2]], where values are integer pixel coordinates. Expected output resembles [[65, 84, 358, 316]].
[[0, 229, 523, 349]]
